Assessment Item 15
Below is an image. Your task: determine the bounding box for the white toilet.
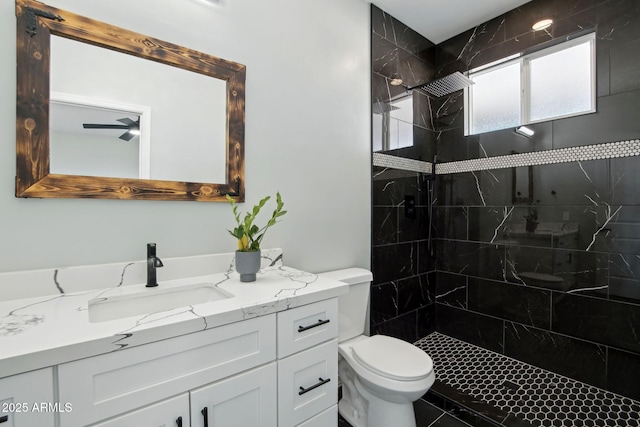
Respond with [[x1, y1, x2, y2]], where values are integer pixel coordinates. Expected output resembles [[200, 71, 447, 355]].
[[319, 268, 435, 427]]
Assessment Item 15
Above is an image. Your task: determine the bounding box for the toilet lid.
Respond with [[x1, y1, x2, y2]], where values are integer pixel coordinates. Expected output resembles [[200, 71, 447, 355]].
[[351, 335, 433, 381]]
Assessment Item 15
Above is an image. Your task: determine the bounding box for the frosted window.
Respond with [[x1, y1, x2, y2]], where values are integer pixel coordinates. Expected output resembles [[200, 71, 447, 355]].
[[465, 32, 595, 135], [470, 63, 521, 134], [530, 41, 593, 121]]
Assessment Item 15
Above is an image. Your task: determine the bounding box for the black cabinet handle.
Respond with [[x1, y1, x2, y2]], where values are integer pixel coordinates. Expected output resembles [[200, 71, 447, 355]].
[[298, 318, 330, 333], [299, 377, 331, 395], [201, 407, 209, 427], [176, 416, 182, 427], [0, 415, 8, 423]]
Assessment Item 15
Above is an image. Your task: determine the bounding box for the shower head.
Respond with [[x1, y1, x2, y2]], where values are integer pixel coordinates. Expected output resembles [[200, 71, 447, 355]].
[[409, 71, 474, 98]]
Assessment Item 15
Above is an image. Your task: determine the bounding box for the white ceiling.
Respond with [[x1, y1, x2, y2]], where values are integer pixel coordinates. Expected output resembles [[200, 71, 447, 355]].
[[370, 0, 533, 44]]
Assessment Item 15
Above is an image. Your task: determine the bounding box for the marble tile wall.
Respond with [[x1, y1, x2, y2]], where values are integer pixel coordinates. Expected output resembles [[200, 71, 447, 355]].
[[370, 5, 437, 342], [433, 0, 640, 401]]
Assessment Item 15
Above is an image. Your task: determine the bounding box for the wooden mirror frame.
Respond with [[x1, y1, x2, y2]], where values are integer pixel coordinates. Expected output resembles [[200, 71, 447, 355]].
[[15, 0, 245, 202]]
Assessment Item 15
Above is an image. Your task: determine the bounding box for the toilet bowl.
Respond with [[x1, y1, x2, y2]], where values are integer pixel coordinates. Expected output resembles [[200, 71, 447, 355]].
[[319, 268, 435, 427]]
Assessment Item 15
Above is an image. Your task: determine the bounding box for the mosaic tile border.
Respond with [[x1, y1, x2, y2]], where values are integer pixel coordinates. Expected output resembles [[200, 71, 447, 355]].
[[372, 152, 433, 173], [374, 139, 640, 175], [415, 332, 640, 427]]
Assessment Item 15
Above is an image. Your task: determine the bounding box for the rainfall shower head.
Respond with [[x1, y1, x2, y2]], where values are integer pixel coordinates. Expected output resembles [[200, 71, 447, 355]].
[[409, 71, 474, 98]]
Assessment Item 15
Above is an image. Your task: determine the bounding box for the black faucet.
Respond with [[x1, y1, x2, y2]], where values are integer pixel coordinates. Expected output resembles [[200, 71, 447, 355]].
[[146, 243, 164, 287]]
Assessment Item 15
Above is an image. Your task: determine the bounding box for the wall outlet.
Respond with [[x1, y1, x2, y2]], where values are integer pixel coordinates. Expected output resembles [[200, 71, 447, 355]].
[[563, 211, 570, 221]]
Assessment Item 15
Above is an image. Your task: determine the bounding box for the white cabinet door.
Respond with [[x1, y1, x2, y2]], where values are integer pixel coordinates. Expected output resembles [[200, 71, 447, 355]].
[[0, 368, 55, 427], [190, 363, 277, 427], [92, 394, 189, 427]]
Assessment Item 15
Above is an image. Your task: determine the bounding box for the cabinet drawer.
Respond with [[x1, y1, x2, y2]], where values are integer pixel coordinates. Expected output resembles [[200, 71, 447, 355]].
[[297, 405, 337, 427], [59, 315, 276, 427], [277, 298, 338, 357], [0, 368, 55, 427], [278, 339, 338, 427], [92, 394, 189, 427]]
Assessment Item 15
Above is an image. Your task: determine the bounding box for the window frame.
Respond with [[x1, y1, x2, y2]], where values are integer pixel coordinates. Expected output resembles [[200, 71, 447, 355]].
[[464, 32, 596, 136]]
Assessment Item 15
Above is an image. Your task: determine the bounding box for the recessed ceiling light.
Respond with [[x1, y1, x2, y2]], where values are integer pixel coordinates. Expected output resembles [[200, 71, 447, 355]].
[[532, 19, 553, 31], [390, 78, 403, 86]]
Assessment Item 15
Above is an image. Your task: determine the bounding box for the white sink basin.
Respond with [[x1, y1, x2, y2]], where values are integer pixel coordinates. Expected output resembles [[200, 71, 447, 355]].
[[88, 282, 233, 323]]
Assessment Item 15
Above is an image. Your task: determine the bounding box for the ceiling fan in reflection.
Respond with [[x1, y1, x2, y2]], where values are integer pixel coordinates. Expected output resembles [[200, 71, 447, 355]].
[[82, 117, 140, 141]]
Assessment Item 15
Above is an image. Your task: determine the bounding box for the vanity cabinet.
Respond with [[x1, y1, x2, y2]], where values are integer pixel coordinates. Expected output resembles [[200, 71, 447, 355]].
[[2, 297, 339, 427], [276, 298, 339, 427], [0, 368, 55, 427]]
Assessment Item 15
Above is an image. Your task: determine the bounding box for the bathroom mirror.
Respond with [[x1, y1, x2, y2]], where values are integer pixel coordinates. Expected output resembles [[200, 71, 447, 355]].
[[15, 0, 245, 201]]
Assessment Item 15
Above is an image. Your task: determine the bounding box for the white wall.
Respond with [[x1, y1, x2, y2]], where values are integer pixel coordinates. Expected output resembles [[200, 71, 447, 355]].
[[0, 0, 371, 275]]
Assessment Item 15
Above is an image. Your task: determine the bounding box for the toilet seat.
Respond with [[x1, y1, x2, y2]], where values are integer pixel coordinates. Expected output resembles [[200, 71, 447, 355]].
[[350, 335, 432, 381]]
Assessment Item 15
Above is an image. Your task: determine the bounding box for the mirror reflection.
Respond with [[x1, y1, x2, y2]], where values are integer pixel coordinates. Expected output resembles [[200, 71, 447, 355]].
[[50, 36, 227, 184]]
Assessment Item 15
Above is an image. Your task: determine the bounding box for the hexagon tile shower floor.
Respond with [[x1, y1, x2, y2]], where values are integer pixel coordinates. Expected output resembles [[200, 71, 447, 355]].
[[415, 333, 640, 427]]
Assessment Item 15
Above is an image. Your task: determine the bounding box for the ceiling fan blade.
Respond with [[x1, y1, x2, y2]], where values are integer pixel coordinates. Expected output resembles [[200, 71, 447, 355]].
[[119, 131, 135, 141], [116, 117, 137, 126], [83, 123, 129, 129]]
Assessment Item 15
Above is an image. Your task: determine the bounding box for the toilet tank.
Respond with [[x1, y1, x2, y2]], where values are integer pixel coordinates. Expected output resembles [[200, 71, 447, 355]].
[[319, 268, 373, 342]]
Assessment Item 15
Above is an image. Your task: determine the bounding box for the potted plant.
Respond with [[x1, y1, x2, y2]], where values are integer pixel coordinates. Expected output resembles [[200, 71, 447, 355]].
[[226, 192, 286, 282]]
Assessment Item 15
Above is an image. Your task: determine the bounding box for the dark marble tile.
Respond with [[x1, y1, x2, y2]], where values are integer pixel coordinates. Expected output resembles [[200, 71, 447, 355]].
[[503, 0, 604, 40], [427, 382, 508, 426], [532, 160, 610, 207], [504, 322, 607, 388], [434, 92, 465, 131], [411, 125, 438, 162], [552, 89, 640, 150], [370, 4, 436, 62], [430, 413, 474, 427], [435, 206, 468, 241], [505, 245, 608, 293], [597, 44, 611, 97], [435, 304, 504, 353], [608, 276, 640, 304], [371, 242, 417, 285], [595, 206, 640, 255], [417, 303, 436, 338], [371, 310, 418, 343], [370, 281, 397, 325], [417, 239, 436, 274], [468, 278, 552, 329], [372, 33, 435, 88], [435, 272, 467, 309], [438, 240, 506, 282], [475, 121, 554, 158], [413, 397, 447, 425], [610, 38, 640, 94], [608, 252, 640, 299], [372, 206, 397, 245], [612, 156, 640, 205], [372, 174, 422, 206], [397, 273, 433, 314], [552, 292, 640, 353], [399, 206, 429, 242], [607, 347, 640, 401]]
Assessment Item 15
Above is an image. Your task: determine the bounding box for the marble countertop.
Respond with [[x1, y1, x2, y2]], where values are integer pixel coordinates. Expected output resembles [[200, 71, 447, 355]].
[[0, 265, 348, 378]]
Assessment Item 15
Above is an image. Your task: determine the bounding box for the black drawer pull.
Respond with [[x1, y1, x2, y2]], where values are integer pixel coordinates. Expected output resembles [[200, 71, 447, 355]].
[[0, 415, 7, 423], [298, 318, 330, 333], [201, 407, 208, 427], [176, 416, 182, 427], [299, 377, 331, 395]]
